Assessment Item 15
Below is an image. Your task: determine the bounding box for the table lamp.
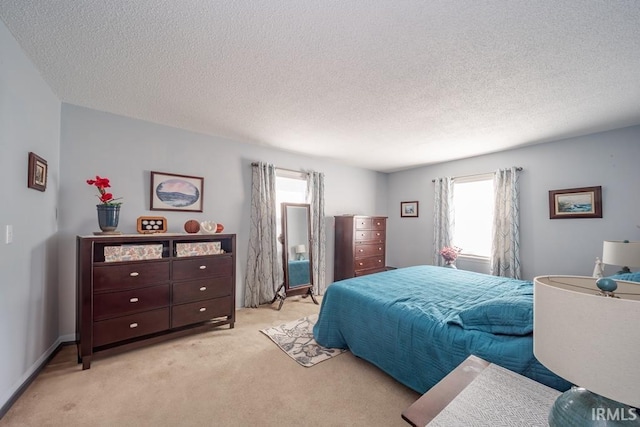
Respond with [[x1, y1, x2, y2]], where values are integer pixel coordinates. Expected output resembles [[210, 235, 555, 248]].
[[602, 240, 640, 274], [295, 244, 306, 260], [534, 275, 640, 426]]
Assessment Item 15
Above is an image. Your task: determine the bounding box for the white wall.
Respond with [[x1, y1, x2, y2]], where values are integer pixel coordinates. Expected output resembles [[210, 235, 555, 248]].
[[58, 104, 388, 336], [386, 126, 640, 279], [0, 20, 61, 411]]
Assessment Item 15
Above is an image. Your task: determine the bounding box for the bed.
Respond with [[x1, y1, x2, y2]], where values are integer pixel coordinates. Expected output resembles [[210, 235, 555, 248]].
[[312, 265, 571, 394]]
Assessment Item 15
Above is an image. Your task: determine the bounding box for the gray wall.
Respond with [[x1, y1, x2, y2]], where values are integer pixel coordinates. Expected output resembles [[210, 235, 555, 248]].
[[58, 104, 388, 336], [386, 126, 640, 279], [0, 20, 61, 409]]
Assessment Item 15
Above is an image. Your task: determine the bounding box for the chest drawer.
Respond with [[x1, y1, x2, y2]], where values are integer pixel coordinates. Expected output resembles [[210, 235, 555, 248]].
[[172, 256, 233, 281], [355, 218, 372, 229], [93, 285, 169, 321], [370, 218, 386, 230], [172, 276, 233, 304], [93, 261, 170, 292], [172, 296, 233, 328], [355, 255, 385, 271], [93, 308, 169, 347], [355, 230, 385, 243], [355, 243, 385, 258], [355, 267, 386, 277]]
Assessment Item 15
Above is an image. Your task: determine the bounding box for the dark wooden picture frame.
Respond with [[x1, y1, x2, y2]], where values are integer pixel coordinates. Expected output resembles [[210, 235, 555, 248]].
[[549, 186, 602, 219], [150, 171, 204, 212], [401, 201, 419, 218], [27, 152, 47, 192]]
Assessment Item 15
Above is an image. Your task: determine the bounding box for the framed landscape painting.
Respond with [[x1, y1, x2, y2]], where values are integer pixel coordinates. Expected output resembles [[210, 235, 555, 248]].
[[401, 201, 419, 217], [150, 171, 204, 212], [549, 186, 602, 219]]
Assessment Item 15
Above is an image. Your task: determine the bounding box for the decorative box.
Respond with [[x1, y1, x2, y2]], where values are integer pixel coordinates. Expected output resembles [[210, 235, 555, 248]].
[[176, 242, 223, 257], [104, 244, 164, 262]]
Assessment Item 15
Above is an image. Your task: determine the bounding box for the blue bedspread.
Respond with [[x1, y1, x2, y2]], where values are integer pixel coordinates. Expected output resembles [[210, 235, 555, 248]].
[[313, 265, 570, 393]]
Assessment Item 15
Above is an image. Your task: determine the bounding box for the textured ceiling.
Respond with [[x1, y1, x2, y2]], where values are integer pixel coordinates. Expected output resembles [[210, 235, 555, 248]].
[[2, 1, 640, 172]]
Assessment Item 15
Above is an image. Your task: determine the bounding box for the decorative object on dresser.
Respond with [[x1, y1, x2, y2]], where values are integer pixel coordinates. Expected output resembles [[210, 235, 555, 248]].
[[334, 215, 387, 281], [87, 176, 123, 235], [400, 201, 418, 217], [533, 275, 640, 426], [439, 246, 462, 268], [150, 171, 204, 212], [76, 233, 236, 369], [27, 151, 47, 191], [136, 216, 167, 234], [200, 221, 224, 234], [548, 186, 602, 219], [184, 219, 201, 233], [602, 240, 640, 274]]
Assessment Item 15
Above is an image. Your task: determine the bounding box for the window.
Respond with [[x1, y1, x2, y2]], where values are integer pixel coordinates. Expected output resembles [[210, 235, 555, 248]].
[[275, 170, 307, 240], [452, 176, 494, 258]]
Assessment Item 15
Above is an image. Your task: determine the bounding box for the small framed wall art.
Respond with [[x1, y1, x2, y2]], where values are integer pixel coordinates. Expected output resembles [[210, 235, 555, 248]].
[[401, 201, 419, 218], [150, 171, 204, 212], [549, 186, 602, 219], [27, 152, 48, 192]]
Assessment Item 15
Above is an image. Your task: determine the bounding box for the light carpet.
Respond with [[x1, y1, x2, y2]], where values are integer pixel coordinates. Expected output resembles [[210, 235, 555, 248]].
[[260, 314, 348, 367]]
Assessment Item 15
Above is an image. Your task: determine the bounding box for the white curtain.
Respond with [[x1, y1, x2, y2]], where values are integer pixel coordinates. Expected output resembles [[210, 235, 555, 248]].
[[244, 162, 281, 307], [433, 177, 454, 266], [491, 167, 521, 279], [306, 171, 326, 295]]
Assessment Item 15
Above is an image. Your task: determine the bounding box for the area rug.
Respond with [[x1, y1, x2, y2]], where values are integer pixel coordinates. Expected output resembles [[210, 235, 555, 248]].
[[260, 314, 348, 367]]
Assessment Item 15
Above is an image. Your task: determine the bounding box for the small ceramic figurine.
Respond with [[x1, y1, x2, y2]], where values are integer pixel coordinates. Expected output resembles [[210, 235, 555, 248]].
[[592, 257, 604, 278]]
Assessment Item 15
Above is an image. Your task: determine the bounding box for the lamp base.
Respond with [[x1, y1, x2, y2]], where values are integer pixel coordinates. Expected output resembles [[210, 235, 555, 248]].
[[549, 387, 639, 426]]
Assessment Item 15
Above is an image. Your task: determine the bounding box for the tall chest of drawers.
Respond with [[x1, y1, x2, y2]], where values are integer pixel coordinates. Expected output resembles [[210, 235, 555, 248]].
[[76, 233, 236, 369], [334, 215, 387, 281]]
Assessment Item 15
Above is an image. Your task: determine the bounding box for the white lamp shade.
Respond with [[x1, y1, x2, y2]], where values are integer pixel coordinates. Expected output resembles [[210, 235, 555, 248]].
[[602, 240, 640, 268], [295, 244, 306, 254], [533, 275, 640, 408]]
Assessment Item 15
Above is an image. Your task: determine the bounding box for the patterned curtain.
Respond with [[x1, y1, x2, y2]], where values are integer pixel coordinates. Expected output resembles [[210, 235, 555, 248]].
[[433, 177, 454, 266], [244, 162, 281, 307], [490, 167, 521, 279], [306, 171, 326, 295]]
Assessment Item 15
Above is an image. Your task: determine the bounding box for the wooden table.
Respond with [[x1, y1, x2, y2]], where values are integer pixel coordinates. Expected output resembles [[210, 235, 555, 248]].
[[401, 355, 491, 426]]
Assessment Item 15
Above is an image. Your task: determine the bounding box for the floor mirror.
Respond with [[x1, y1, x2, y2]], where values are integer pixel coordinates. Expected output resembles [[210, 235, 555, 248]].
[[271, 202, 318, 310]]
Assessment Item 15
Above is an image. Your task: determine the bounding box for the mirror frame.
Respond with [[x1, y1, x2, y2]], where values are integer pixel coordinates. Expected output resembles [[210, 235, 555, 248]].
[[282, 202, 313, 295]]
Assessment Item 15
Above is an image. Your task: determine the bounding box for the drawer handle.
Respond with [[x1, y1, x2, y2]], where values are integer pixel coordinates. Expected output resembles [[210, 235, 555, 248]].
[[359, 249, 364, 252], [378, 260, 382, 263], [199, 265, 207, 270], [378, 247, 382, 251], [129, 323, 138, 328], [129, 272, 139, 277], [359, 262, 363, 266], [129, 297, 139, 303], [199, 307, 206, 312], [199, 286, 207, 291]]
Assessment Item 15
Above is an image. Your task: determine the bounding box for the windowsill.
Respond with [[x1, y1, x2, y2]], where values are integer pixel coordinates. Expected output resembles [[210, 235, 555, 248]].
[[458, 254, 489, 261]]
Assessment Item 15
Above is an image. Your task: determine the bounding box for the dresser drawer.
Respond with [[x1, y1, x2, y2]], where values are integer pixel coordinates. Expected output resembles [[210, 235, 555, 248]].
[[93, 308, 170, 347], [355, 218, 372, 229], [370, 218, 386, 230], [172, 277, 233, 304], [93, 285, 169, 321], [355, 267, 386, 277], [355, 230, 386, 242], [354, 256, 385, 271], [172, 256, 233, 281], [172, 296, 233, 328], [93, 261, 170, 292], [355, 243, 385, 258]]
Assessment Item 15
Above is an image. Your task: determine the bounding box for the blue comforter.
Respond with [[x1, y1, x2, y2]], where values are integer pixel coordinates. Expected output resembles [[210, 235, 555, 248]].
[[313, 265, 570, 393]]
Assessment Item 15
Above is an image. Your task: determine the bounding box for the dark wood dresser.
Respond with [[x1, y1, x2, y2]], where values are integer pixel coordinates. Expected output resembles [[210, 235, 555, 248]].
[[76, 233, 236, 369], [334, 215, 387, 281]]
